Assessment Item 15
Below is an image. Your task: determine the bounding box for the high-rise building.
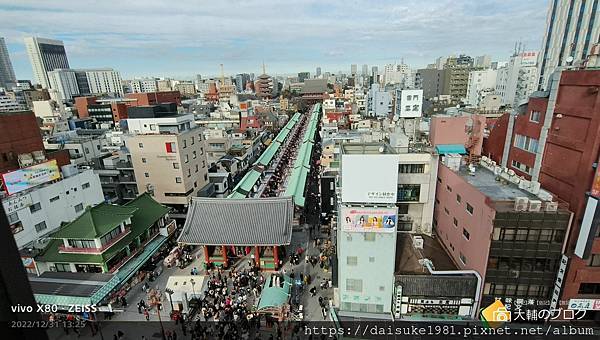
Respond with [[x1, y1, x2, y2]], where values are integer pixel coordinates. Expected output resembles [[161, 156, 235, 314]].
[[47, 69, 79, 101], [47, 68, 124, 101], [417, 68, 446, 100], [474, 55, 492, 68], [465, 69, 498, 108], [235, 73, 250, 93], [315, 67, 321, 78], [362, 64, 369, 76], [495, 52, 538, 107], [443, 55, 476, 101], [0, 37, 16, 89], [24, 37, 70, 89], [351, 64, 357, 76], [537, 0, 600, 90], [366, 84, 392, 117]]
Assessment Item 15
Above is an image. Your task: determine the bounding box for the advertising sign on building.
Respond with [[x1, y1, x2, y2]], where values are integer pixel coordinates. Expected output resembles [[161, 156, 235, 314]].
[[550, 254, 569, 310], [341, 154, 400, 204], [568, 299, 600, 311], [1, 160, 61, 195], [2, 193, 33, 214], [341, 206, 397, 233]]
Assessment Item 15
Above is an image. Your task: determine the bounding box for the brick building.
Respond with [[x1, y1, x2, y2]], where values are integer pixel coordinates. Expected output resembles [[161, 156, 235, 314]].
[[126, 91, 181, 106], [0, 111, 45, 173]]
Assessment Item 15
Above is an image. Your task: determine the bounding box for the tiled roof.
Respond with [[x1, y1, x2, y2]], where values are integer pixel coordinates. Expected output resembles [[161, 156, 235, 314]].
[[50, 204, 138, 239], [178, 197, 294, 246]]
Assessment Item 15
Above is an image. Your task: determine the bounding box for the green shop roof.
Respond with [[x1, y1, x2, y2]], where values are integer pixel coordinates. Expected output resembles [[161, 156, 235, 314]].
[[50, 204, 138, 240], [257, 274, 293, 310], [37, 193, 170, 264]]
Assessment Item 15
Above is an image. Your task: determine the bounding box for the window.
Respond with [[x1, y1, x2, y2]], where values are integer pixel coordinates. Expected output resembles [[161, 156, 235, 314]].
[[453, 218, 458, 227], [530, 111, 541, 123], [176, 177, 182, 183], [55, 263, 71, 272], [34, 221, 47, 232], [50, 195, 60, 202], [183, 139, 187, 148], [195, 164, 199, 173], [444, 207, 450, 215], [82, 182, 90, 189], [364, 233, 376, 242], [165, 142, 176, 153], [346, 256, 358, 266], [191, 136, 195, 145], [397, 204, 409, 215], [138, 143, 144, 148], [379, 286, 385, 292], [437, 177, 442, 183], [446, 185, 452, 192], [398, 164, 424, 173], [397, 184, 420, 201], [463, 228, 470, 240], [456, 194, 461, 203], [459, 252, 467, 265], [74, 203, 84, 212], [187, 169, 191, 177], [150, 124, 157, 131], [578, 283, 600, 295], [466, 203, 474, 215], [68, 239, 97, 248], [184, 155, 189, 163], [514, 134, 539, 153], [29, 202, 41, 213], [142, 157, 147, 163], [144, 172, 150, 178], [7, 212, 19, 224], [369, 257, 375, 263], [84, 147, 90, 154], [516, 229, 528, 241], [511, 160, 532, 174], [346, 279, 363, 292], [588, 254, 600, 267], [193, 151, 197, 159]]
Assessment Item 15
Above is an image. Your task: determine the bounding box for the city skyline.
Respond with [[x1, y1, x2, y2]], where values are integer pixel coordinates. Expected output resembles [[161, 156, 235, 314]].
[[1, 0, 548, 79]]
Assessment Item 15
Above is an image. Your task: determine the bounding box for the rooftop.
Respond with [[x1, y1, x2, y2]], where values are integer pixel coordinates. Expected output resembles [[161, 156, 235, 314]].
[[395, 233, 457, 275], [178, 197, 294, 246], [28, 272, 114, 297], [457, 166, 538, 201], [341, 142, 397, 155], [50, 204, 138, 240]]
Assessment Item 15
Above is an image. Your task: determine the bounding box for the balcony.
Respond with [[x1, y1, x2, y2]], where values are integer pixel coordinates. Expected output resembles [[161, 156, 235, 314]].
[[58, 228, 131, 254], [118, 175, 136, 184], [108, 230, 161, 273]]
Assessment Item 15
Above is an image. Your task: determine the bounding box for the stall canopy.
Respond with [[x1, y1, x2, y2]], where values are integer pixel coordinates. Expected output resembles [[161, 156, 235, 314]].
[[178, 197, 294, 246], [257, 274, 293, 311]]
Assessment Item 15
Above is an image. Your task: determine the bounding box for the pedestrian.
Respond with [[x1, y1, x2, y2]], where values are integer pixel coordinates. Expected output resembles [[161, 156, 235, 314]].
[[166, 330, 172, 340], [117, 330, 124, 340], [172, 330, 178, 340], [144, 308, 149, 321], [137, 301, 142, 314], [310, 286, 317, 297], [318, 296, 323, 307]]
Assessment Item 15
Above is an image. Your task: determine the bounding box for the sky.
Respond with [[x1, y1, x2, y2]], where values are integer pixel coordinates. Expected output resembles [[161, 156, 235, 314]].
[[0, 0, 549, 80]]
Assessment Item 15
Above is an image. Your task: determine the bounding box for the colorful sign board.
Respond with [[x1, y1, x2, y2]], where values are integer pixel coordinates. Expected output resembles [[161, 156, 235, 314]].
[[340, 206, 397, 233], [2, 160, 61, 195], [341, 154, 400, 204], [568, 299, 600, 311]]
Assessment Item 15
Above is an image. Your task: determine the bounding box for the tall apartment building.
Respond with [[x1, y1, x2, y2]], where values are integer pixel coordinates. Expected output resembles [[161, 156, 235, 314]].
[[350, 64, 357, 76], [24, 37, 70, 89], [474, 55, 492, 69], [0, 37, 16, 89], [443, 55, 476, 101], [465, 69, 498, 108], [47, 68, 123, 101], [434, 157, 571, 309], [128, 79, 158, 93], [235, 73, 251, 93], [416, 68, 446, 100], [127, 107, 209, 211], [537, 0, 600, 90], [495, 52, 539, 107]]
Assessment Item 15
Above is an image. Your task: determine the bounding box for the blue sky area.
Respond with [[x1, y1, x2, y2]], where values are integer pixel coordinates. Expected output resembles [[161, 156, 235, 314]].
[[0, 0, 548, 80]]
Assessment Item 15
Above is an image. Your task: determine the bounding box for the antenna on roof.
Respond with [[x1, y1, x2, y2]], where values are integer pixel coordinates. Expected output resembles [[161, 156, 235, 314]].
[[262, 61, 266, 75]]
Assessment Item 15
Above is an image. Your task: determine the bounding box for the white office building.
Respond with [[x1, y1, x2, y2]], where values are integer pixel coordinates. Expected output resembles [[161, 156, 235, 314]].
[[0, 95, 24, 111], [129, 79, 158, 93], [366, 84, 392, 117], [3, 167, 104, 249], [466, 69, 498, 108], [24, 37, 70, 89], [395, 89, 423, 118], [495, 52, 538, 107], [537, 0, 600, 90], [80, 68, 124, 97], [47, 69, 79, 101]]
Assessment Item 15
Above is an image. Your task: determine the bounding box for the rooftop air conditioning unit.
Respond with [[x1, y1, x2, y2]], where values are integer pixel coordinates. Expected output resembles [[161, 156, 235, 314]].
[[545, 201, 558, 212], [514, 197, 529, 211], [507, 169, 516, 176], [413, 236, 424, 250], [529, 200, 542, 212], [530, 181, 541, 195]]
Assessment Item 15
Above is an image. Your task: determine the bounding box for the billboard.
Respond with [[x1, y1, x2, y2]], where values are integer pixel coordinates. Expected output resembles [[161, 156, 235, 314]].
[[2, 160, 61, 195], [2, 193, 33, 214], [341, 154, 399, 204], [341, 206, 397, 233]]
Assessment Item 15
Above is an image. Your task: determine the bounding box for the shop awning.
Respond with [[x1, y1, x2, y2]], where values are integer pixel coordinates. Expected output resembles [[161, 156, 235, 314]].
[[114, 235, 168, 282], [257, 274, 292, 310], [435, 144, 467, 155]]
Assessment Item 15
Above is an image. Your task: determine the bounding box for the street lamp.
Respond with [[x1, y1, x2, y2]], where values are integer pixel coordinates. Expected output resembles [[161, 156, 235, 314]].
[[165, 288, 175, 313], [190, 278, 196, 300], [148, 289, 166, 340]]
